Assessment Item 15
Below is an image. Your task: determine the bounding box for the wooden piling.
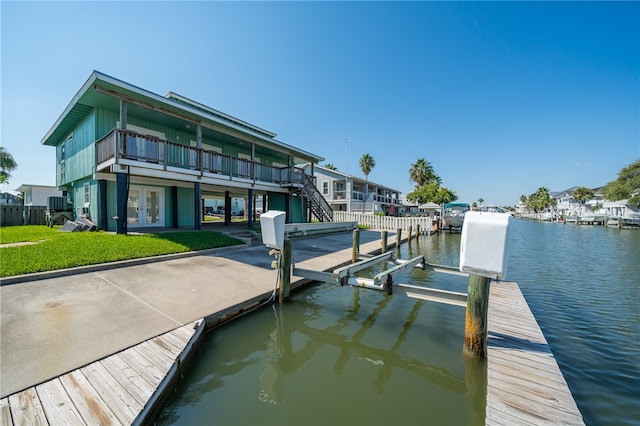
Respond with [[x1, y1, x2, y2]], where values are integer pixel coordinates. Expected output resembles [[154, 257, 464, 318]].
[[396, 228, 402, 251], [416, 225, 420, 238], [279, 239, 292, 302], [408, 226, 413, 243], [352, 228, 360, 263], [381, 231, 388, 253], [464, 274, 492, 357]]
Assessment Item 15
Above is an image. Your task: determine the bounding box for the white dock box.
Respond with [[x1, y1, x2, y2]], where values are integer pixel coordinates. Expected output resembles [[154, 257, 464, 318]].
[[459, 212, 512, 280], [260, 210, 286, 250]]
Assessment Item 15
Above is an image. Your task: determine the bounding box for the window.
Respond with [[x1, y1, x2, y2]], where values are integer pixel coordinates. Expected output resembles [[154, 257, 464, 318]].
[[83, 183, 90, 207], [322, 181, 329, 195]]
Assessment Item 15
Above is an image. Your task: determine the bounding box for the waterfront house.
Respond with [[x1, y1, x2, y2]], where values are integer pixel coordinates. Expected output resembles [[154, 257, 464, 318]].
[[42, 71, 330, 233], [302, 164, 402, 215]]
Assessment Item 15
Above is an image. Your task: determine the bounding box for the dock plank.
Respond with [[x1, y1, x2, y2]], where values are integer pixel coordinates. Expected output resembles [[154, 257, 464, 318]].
[[100, 355, 155, 407], [0, 398, 13, 426], [59, 370, 122, 426], [36, 379, 85, 426], [486, 281, 584, 425], [81, 362, 141, 425], [118, 348, 166, 389], [8, 388, 47, 426]]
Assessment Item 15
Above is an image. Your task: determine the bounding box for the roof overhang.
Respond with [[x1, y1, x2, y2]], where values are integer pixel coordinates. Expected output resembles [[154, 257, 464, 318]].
[[41, 71, 324, 165]]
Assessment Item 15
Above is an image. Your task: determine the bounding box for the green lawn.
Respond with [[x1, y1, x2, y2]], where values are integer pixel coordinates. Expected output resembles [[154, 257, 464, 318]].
[[0, 226, 244, 277]]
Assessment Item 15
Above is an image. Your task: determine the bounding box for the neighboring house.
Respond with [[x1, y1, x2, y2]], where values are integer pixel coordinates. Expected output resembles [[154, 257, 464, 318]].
[[0, 192, 20, 205], [552, 187, 581, 217], [302, 164, 402, 214], [14, 184, 63, 206], [42, 71, 329, 233]]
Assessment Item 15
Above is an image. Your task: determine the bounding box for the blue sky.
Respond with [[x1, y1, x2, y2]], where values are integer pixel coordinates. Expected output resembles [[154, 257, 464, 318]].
[[2, 1, 638, 206]]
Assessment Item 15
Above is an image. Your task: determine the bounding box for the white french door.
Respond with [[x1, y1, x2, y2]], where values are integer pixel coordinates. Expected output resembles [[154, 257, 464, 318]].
[[127, 186, 164, 227]]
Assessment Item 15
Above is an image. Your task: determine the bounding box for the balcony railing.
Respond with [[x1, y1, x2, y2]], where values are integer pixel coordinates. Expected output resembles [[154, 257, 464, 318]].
[[96, 128, 305, 186]]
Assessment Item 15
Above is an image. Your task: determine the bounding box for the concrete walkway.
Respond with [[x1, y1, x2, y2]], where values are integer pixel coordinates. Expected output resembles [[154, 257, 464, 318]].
[[0, 229, 393, 398]]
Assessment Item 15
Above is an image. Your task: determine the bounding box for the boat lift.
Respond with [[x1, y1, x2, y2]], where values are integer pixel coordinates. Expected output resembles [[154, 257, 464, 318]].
[[293, 252, 469, 308]]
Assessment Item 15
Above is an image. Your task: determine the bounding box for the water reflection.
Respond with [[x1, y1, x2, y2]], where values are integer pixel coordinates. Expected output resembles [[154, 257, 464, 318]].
[[159, 275, 486, 426]]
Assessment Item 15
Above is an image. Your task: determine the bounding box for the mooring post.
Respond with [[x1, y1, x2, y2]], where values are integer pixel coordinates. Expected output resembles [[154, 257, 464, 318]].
[[408, 226, 413, 243], [396, 228, 402, 251], [416, 225, 420, 238], [279, 239, 292, 302], [381, 230, 388, 253], [352, 228, 360, 263], [464, 274, 492, 357]]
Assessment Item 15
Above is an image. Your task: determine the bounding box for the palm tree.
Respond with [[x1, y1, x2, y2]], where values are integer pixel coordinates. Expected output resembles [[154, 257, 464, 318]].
[[572, 186, 594, 205], [0, 147, 17, 184], [409, 158, 440, 186], [359, 153, 375, 180], [324, 163, 337, 170], [477, 197, 484, 206]]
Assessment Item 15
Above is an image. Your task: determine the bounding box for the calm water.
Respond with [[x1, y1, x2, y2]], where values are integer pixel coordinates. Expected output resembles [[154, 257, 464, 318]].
[[157, 220, 639, 426]]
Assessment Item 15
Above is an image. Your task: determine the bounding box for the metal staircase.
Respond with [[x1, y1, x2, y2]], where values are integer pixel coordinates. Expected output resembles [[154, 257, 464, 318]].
[[299, 174, 333, 222]]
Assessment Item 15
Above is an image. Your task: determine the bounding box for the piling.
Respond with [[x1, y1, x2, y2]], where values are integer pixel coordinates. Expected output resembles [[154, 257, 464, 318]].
[[416, 225, 420, 238], [396, 228, 402, 251], [463, 274, 491, 357], [352, 228, 360, 263], [381, 231, 388, 253], [408, 226, 413, 243], [279, 239, 292, 302]]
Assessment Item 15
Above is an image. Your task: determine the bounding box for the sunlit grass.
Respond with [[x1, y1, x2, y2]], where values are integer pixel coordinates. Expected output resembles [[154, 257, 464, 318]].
[[0, 226, 243, 277]]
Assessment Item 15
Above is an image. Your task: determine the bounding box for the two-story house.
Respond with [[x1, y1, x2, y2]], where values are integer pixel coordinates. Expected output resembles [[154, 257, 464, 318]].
[[303, 164, 402, 215], [42, 71, 331, 233]]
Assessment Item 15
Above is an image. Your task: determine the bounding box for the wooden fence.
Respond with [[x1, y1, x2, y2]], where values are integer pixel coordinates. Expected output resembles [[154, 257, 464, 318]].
[[333, 212, 435, 234], [1, 205, 47, 226]]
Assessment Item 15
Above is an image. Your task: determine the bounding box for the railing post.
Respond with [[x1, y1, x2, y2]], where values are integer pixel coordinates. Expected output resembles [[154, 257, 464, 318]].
[[279, 239, 292, 302], [352, 228, 360, 263], [464, 274, 492, 358]]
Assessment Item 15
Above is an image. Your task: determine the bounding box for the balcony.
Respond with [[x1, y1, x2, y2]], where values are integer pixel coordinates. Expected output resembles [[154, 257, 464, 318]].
[[96, 128, 305, 187]]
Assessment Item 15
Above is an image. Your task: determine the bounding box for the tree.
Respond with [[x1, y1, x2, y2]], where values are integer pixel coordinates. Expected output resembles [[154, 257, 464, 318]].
[[324, 163, 337, 170], [359, 153, 375, 180], [0, 147, 17, 184], [477, 197, 484, 206], [572, 186, 594, 205], [409, 158, 441, 186], [527, 187, 554, 213], [602, 160, 640, 203], [519, 194, 528, 204], [406, 181, 458, 205]]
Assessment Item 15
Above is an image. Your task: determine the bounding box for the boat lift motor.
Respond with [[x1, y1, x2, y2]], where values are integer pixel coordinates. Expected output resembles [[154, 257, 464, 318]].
[[260, 210, 287, 267], [459, 211, 512, 280]]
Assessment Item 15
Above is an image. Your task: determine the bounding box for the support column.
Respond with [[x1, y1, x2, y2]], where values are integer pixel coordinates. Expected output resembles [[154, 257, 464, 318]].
[[247, 188, 254, 228], [284, 191, 291, 223], [194, 182, 201, 230], [172, 186, 178, 228], [115, 172, 128, 235], [224, 191, 231, 226], [464, 274, 492, 358], [262, 194, 267, 213], [98, 179, 107, 230]]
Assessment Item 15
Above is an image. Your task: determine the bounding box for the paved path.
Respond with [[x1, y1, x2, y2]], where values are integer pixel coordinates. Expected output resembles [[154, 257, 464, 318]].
[[0, 229, 391, 398]]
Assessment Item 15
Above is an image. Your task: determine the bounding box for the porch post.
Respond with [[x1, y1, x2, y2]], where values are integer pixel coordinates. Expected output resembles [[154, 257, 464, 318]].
[[172, 186, 178, 228], [115, 172, 128, 235], [285, 191, 291, 223], [262, 194, 267, 213], [224, 191, 231, 226], [194, 182, 201, 230], [247, 189, 253, 228], [98, 179, 107, 230], [119, 100, 127, 129]]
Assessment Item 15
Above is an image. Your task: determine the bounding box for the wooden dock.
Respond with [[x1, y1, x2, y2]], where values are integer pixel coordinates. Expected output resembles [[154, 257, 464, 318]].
[[0, 319, 204, 426], [486, 282, 584, 425]]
